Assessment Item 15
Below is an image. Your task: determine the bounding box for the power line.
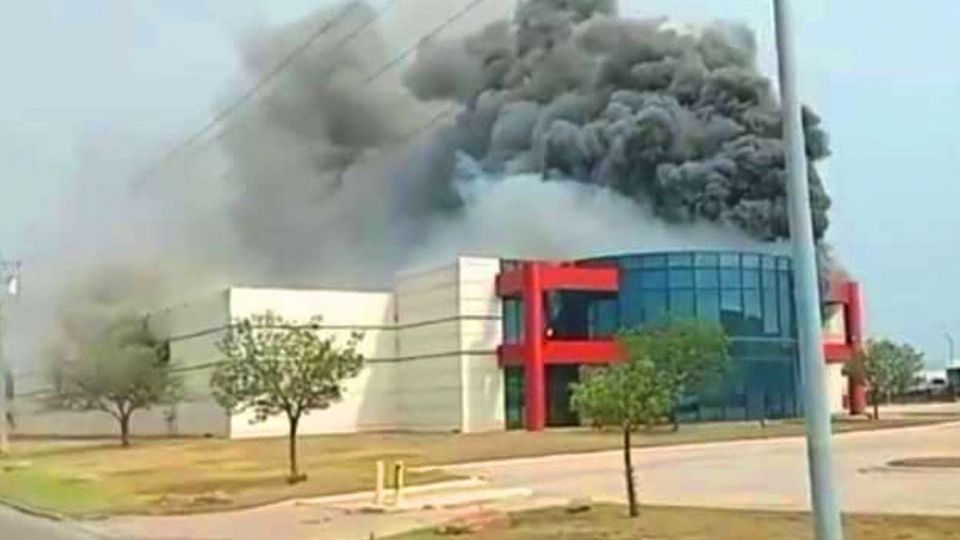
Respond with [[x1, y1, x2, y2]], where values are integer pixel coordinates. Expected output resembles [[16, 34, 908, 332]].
[[133, 0, 491, 189], [132, 0, 381, 188], [362, 0, 491, 83]]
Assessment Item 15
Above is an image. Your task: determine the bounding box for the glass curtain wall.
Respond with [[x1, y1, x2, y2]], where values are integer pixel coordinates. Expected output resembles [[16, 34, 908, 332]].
[[580, 251, 801, 421]]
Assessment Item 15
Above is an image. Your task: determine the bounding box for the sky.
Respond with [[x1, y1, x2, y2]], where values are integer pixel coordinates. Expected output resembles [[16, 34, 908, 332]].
[[1, 0, 959, 366]]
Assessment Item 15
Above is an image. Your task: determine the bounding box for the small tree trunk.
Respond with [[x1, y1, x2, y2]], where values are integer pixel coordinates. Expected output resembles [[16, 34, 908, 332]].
[[287, 414, 302, 483], [670, 408, 679, 432], [872, 390, 880, 420], [623, 421, 638, 518], [119, 413, 132, 448]]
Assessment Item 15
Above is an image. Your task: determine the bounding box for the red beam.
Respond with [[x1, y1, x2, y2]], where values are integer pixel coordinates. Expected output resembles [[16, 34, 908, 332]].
[[522, 263, 546, 431], [543, 340, 622, 364], [498, 344, 525, 367], [824, 343, 853, 363], [497, 262, 619, 297], [496, 268, 524, 297], [538, 265, 619, 292]]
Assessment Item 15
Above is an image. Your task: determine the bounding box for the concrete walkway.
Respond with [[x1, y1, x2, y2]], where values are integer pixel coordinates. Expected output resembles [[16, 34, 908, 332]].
[[447, 418, 960, 516], [84, 482, 534, 540], [0, 505, 99, 540]]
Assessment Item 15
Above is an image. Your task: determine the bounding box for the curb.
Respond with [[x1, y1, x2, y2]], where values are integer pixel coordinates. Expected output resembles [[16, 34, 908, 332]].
[[296, 477, 488, 506], [415, 419, 960, 472], [0, 496, 68, 522]]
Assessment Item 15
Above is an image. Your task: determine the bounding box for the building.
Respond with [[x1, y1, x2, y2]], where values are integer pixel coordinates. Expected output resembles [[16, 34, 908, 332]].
[[498, 252, 866, 429], [12, 250, 866, 439]]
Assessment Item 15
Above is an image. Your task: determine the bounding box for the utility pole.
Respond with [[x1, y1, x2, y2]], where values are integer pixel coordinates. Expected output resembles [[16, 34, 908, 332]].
[[773, 2, 844, 540], [945, 333, 955, 368], [0, 259, 21, 458]]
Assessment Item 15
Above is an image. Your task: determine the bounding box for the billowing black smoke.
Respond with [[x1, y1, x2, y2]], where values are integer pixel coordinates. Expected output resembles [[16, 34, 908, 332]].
[[403, 0, 831, 242], [24, 1, 839, 375]]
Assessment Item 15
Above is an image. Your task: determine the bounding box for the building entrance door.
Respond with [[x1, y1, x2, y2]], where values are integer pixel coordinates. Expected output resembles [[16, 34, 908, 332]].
[[504, 367, 525, 430], [546, 365, 580, 427]]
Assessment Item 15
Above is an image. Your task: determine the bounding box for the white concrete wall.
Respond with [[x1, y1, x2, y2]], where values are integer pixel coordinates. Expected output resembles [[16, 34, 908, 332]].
[[12, 255, 510, 439], [826, 363, 847, 415], [457, 257, 505, 432], [227, 287, 397, 438], [394, 263, 464, 431]]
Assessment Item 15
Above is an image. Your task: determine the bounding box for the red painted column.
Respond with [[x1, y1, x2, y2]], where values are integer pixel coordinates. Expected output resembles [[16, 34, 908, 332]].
[[523, 263, 547, 431], [846, 282, 868, 415]]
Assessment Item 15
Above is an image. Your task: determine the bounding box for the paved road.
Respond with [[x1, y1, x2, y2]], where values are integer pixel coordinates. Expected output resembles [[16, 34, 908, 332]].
[[448, 420, 960, 515], [79, 410, 960, 539], [0, 505, 99, 540]]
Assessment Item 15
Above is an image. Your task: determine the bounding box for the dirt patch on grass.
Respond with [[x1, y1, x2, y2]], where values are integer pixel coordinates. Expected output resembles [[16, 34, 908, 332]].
[[391, 505, 960, 540], [888, 457, 960, 469]]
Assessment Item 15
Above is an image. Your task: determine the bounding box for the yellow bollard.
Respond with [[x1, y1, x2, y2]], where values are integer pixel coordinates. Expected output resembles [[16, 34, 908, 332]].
[[393, 460, 406, 505], [374, 460, 385, 505]]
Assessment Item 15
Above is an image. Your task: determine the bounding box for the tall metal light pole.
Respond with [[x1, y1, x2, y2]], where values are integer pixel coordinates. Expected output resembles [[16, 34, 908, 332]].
[[0, 259, 21, 458], [773, 2, 844, 539], [945, 333, 955, 368]]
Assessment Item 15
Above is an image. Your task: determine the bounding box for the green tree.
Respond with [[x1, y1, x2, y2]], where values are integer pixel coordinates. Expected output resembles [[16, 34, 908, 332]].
[[570, 319, 729, 518], [48, 315, 180, 447], [620, 319, 730, 431], [211, 311, 364, 483], [851, 338, 925, 419]]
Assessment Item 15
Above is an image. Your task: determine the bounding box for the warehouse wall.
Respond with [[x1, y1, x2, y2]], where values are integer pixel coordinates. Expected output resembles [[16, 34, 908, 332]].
[[13, 290, 231, 438], [393, 262, 464, 431], [227, 287, 397, 438], [457, 257, 505, 432]]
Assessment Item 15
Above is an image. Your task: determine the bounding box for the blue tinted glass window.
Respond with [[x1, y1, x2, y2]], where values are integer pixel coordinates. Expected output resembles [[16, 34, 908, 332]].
[[668, 268, 695, 288], [721, 289, 742, 313], [742, 254, 760, 268], [642, 255, 667, 268], [763, 287, 780, 334], [695, 253, 719, 267], [742, 269, 760, 289], [743, 289, 762, 333], [720, 253, 740, 267], [720, 290, 743, 333], [762, 256, 777, 270], [619, 271, 643, 327], [762, 270, 777, 289], [696, 289, 721, 321], [670, 290, 695, 317], [621, 256, 645, 269], [720, 268, 741, 288], [503, 298, 524, 344], [779, 275, 794, 337], [777, 257, 791, 271], [640, 270, 667, 289], [589, 298, 618, 337], [642, 291, 668, 322], [668, 253, 694, 267], [696, 268, 719, 288]]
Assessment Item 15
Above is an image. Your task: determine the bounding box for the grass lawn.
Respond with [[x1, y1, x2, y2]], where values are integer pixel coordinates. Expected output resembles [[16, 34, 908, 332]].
[[0, 414, 955, 518], [390, 504, 960, 540]]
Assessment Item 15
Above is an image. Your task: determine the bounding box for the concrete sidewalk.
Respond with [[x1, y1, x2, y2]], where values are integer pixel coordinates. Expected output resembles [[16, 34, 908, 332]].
[[445, 418, 960, 516], [84, 478, 535, 540], [78, 406, 960, 539]]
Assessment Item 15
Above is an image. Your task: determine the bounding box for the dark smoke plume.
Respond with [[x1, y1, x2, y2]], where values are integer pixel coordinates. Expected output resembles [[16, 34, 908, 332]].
[[23, 1, 838, 377], [403, 0, 832, 242]]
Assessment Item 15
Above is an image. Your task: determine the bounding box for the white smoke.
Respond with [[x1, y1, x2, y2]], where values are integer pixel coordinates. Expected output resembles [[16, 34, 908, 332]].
[[410, 153, 788, 268]]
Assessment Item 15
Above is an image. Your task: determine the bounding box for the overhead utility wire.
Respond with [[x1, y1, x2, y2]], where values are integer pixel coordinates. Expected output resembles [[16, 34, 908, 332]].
[[132, 0, 380, 188], [133, 0, 491, 187]]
